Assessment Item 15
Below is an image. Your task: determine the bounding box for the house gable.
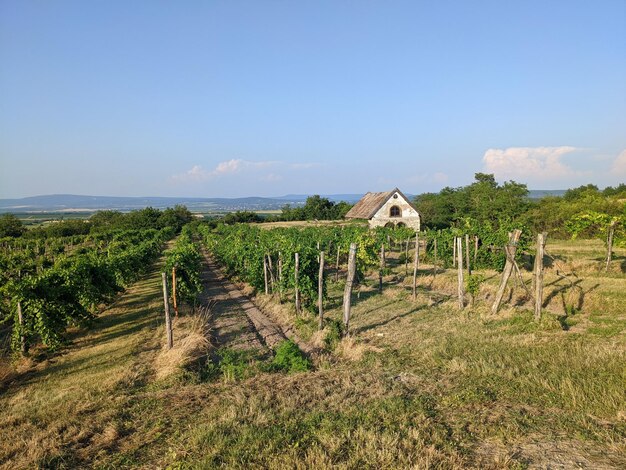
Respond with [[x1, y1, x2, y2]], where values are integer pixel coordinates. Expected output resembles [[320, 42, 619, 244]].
[[345, 188, 421, 231]]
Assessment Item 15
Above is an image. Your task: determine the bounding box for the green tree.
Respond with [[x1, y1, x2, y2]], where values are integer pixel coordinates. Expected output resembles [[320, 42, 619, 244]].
[[0, 213, 25, 237]]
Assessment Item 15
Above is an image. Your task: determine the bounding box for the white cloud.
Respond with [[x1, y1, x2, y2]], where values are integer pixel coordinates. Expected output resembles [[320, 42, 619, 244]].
[[611, 149, 626, 176], [483, 146, 580, 180]]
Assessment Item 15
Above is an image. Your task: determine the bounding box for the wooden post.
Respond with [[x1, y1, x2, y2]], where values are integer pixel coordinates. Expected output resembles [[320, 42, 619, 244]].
[[267, 254, 275, 294], [412, 233, 419, 300], [433, 238, 438, 277], [452, 236, 457, 267], [335, 244, 341, 282], [161, 272, 173, 349], [606, 220, 616, 272], [534, 232, 547, 321], [491, 229, 522, 315], [263, 254, 269, 295], [278, 252, 283, 302], [404, 238, 409, 274], [473, 236, 479, 266], [172, 266, 179, 317], [342, 243, 357, 336], [457, 236, 465, 310], [379, 243, 385, 293], [465, 234, 471, 276], [318, 251, 325, 330], [17, 300, 26, 355], [295, 252, 301, 314], [387, 235, 391, 252]]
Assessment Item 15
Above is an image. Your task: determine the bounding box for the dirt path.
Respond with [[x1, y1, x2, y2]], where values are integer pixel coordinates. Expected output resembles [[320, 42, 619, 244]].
[[199, 253, 287, 352]]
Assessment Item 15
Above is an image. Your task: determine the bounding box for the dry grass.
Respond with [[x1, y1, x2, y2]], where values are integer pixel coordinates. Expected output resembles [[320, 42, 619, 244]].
[[0, 238, 624, 469], [154, 306, 213, 380]]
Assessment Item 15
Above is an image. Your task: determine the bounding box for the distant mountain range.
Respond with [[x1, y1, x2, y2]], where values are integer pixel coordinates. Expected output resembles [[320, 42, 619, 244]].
[[0, 190, 564, 213]]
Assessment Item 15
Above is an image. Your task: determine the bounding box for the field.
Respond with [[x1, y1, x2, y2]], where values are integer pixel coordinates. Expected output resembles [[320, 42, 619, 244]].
[[1, 234, 624, 469]]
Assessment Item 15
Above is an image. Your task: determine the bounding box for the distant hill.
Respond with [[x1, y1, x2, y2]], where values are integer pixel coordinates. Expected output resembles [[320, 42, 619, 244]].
[[0, 190, 565, 213], [0, 194, 302, 213]]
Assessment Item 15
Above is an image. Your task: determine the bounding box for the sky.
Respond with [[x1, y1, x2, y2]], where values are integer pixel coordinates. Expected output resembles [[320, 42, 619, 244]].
[[1, 0, 625, 198]]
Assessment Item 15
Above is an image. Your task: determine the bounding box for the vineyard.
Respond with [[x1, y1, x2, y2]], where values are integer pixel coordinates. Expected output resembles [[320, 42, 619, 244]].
[[1, 216, 625, 468]]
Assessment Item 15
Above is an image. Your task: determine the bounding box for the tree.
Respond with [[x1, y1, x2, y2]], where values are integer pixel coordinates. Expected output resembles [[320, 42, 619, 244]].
[[0, 213, 25, 238]]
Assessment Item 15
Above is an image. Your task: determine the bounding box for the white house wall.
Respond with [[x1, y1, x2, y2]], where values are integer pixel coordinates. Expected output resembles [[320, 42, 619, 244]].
[[369, 192, 421, 231]]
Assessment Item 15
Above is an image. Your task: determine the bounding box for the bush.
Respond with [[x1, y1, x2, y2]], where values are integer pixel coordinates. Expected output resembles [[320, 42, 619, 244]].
[[269, 340, 311, 373]]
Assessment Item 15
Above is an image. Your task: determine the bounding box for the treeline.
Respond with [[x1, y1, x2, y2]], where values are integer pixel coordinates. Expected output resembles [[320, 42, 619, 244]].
[[414, 174, 625, 242], [0, 205, 193, 239], [216, 196, 353, 225]]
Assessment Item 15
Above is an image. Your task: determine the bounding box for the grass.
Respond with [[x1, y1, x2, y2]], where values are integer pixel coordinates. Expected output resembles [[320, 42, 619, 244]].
[[0, 238, 624, 468]]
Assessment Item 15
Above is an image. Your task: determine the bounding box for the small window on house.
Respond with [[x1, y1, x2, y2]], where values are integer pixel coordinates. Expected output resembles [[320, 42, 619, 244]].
[[393, 194, 398, 199], [390, 206, 401, 217]]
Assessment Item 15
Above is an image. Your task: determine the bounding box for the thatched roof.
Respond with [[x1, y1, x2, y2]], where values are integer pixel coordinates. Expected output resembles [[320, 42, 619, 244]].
[[345, 188, 419, 220], [345, 190, 395, 219]]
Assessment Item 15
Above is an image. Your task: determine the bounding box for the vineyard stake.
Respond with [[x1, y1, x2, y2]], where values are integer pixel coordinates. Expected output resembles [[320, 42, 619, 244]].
[[473, 235, 479, 266], [465, 234, 471, 276], [161, 272, 173, 349], [457, 236, 465, 310], [379, 243, 385, 293], [404, 238, 409, 275], [433, 238, 438, 277], [172, 266, 178, 317], [606, 220, 616, 271], [534, 232, 547, 321], [335, 244, 341, 282], [342, 243, 357, 336], [295, 252, 301, 314], [491, 229, 522, 314], [318, 250, 324, 330], [17, 300, 26, 356], [412, 233, 419, 301], [278, 252, 283, 302], [267, 254, 276, 294], [263, 254, 269, 295], [453, 236, 457, 267]]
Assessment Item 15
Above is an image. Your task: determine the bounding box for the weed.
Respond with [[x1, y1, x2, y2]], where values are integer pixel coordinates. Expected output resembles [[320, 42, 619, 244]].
[[267, 340, 311, 373]]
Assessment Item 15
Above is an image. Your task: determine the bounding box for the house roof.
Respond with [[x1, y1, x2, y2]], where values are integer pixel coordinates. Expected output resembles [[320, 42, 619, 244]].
[[345, 188, 418, 220]]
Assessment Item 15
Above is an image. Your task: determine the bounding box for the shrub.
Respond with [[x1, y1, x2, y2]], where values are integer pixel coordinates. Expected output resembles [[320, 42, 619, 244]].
[[269, 340, 311, 373]]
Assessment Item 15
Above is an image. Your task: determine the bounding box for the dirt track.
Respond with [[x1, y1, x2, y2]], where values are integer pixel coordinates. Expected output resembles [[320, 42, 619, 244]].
[[198, 253, 288, 352]]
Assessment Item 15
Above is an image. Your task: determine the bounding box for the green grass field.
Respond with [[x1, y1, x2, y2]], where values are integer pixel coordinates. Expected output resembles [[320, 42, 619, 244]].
[[0, 238, 624, 469]]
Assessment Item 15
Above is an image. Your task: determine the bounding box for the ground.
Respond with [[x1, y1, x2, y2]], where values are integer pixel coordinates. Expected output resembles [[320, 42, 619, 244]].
[[0, 238, 624, 469]]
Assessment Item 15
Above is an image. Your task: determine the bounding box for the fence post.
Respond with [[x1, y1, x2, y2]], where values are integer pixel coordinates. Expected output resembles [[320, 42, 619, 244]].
[[295, 252, 301, 314], [465, 234, 471, 276], [318, 251, 325, 330], [412, 233, 419, 300], [457, 236, 465, 310], [606, 220, 616, 272], [379, 243, 385, 293], [534, 232, 547, 321], [161, 272, 173, 349], [343, 243, 357, 336]]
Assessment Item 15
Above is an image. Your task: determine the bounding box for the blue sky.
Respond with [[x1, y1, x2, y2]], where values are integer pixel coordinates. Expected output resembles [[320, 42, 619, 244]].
[[1, 0, 625, 198]]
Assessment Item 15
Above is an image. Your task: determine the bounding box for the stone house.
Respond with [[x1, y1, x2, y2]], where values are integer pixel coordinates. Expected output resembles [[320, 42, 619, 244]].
[[344, 188, 421, 231]]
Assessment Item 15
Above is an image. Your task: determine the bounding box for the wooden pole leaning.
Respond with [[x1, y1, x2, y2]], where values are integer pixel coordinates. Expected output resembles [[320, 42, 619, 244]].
[[491, 229, 522, 315]]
